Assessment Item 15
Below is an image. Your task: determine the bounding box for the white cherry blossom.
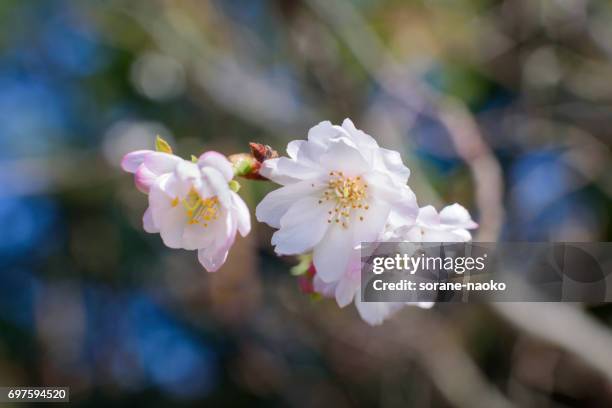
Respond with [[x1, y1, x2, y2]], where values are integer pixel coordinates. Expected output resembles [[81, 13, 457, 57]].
[[311, 203, 476, 325], [122, 150, 250, 272], [391, 203, 478, 242], [256, 119, 418, 283]]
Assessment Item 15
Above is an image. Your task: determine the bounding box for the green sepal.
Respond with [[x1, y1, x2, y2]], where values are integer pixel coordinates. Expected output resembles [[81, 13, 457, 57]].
[[155, 135, 173, 154]]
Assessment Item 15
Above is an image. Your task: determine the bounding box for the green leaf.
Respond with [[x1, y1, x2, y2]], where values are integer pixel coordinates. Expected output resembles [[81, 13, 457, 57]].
[[155, 135, 173, 154], [191, 155, 198, 163]]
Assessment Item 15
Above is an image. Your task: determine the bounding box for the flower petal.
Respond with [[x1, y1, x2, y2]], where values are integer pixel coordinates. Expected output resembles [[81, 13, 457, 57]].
[[260, 157, 323, 185], [182, 224, 214, 250], [286, 140, 304, 159], [198, 151, 234, 182], [143, 152, 181, 175], [351, 199, 390, 244], [313, 226, 355, 283], [121, 150, 152, 173], [341, 118, 378, 149], [135, 164, 158, 194], [157, 206, 187, 249], [307, 120, 348, 147], [439, 203, 478, 229], [149, 174, 185, 248], [256, 180, 318, 229], [271, 197, 331, 255], [313, 275, 337, 297], [201, 166, 231, 206], [417, 205, 441, 227], [197, 213, 237, 271], [375, 148, 410, 185], [335, 273, 360, 308], [354, 298, 404, 326], [319, 138, 369, 175], [143, 207, 159, 233], [198, 245, 230, 272], [231, 191, 251, 237]]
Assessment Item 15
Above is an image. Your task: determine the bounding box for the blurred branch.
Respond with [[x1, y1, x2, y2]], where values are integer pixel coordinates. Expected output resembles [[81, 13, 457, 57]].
[[302, 305, 517, 408], [493, 302, 612, 385], [390, 311, 516, 408]]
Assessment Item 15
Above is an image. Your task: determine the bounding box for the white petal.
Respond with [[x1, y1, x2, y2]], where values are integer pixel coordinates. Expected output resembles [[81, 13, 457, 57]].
[[198, 151, 234, 182], [143, 207, 159, 233], [256, 180, 317, 228], [355, 298, 404, 326], [231, 191, 251, 237], [201, 167, 231, 206], [439, 203, 478, 229], [313, 275, 337, 297], [341, 118, 378, 149], [313, 226, 355, 283], [417, 205, 440, 227], [121, 150, 152, 173], [260, 157, 323, 185], [148, 174, 185, 248], [420, 227, 466, 242], [376, 148, 410, 185], [449, 229, 472, 241], [148, 174, 178, 215], [307, 120, 348, 146], [198, 245, 230, 272], [157, 206, 187, 249], [365, 173, 418, 223], [143, 152, 181, 175], [259, 158, 299, 185], [198, 214, 237, 272], [271, 197, 331, 255], [351, 199, 390, 244], [286, 140, 304, 159], [175, 160, 200, 179], [399, 225, 425, 242], [292, 139, 328, 165], [182, 224, 214, 250], [319, 138, 369, 175], [335, 273, 359, 308]]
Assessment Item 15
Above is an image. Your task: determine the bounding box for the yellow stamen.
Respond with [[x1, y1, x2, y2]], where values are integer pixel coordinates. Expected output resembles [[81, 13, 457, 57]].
[[171, 188, 220, 228], [319, 172, 369, 229]]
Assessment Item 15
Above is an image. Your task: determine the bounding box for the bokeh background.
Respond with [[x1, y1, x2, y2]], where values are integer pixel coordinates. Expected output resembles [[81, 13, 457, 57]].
[[1, 0, 611, 406]]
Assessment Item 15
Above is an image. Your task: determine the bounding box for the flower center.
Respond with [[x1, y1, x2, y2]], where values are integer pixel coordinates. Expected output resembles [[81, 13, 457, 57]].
[[171, 188, 220, 227], [319, 171, 369, 228]]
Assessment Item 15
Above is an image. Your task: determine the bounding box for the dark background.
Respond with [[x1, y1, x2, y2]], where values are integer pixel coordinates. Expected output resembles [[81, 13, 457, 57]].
[[0, 0, 611, 406]]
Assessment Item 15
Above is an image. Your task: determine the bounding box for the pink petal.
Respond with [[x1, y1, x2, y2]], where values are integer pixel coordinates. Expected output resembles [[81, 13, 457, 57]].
[[121, 150, 153, 173], [135, 164, 157, 194]]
